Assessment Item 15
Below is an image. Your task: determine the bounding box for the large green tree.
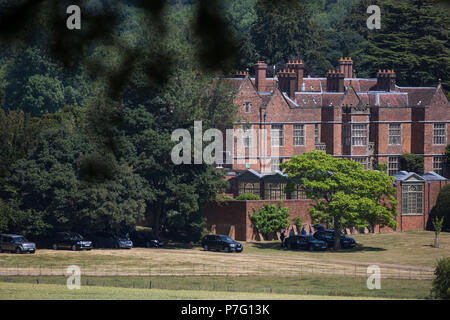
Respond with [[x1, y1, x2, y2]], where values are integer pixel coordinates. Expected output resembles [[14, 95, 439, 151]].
[[281, 151, 397, 249], [251, 0, 329, 75], [341, 0, 450, 89]]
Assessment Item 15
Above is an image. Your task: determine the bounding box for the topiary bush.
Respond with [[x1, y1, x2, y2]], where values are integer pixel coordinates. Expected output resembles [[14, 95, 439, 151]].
[[434, 184, 450, 231], [431, 257, 450, 299], [235, 193, 261, 200]]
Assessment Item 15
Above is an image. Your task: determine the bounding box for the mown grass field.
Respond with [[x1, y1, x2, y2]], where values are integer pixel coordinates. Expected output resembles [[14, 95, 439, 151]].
[[0, 275, 432, 299], [0, 282, 397, 300]]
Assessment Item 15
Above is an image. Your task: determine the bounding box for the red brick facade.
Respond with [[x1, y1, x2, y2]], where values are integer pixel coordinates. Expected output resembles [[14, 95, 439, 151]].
[[228, 58, 450, 175], [204, 178, 449, 241]]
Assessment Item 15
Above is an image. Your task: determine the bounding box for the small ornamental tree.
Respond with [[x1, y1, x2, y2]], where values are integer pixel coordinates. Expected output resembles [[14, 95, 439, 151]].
[[432, 216, 445, 248], [281, 151, 397, 249], [250, 202, 289, 239]]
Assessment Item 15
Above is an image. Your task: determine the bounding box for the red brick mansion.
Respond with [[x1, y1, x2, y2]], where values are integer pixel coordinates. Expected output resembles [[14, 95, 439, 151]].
[[202, 58, 450, 240], [227, 58, 449, 176]]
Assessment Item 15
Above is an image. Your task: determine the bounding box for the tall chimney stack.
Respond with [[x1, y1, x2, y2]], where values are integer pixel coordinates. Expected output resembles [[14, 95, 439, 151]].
[[287, 59, 304, 92], [376, 69, 396, 92], [254, 61, 268, 92], [326, 69, 345, 92], [339, 57, 353, 78], [278, 68, 297, 99]]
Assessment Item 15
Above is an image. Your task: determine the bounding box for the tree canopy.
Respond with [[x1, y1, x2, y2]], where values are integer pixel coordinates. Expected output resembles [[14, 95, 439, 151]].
[[280, 151, 397, 249]]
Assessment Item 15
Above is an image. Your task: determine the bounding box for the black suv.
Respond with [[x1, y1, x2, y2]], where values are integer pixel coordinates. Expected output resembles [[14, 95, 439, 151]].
[[0, 234, 36, 254], [52, 232, 93, 251], [130, 231, 165, 248], [91, 231, 133, 249], [284, 235, 327, 251], [313, 230, 356, 249], [201, 235, 243, 253]]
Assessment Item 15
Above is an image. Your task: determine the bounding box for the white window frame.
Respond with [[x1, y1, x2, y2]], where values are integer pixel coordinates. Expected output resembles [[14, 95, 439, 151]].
[[351, 124, 367, 146], [433, 123, 446, 145], [388, 156, 399, 176], [401, 183, 423, 215], [293, 124, 305, 146], [388, 123, 401, 145], [271, 124, 284, 147], [433, 156, 443, 175]]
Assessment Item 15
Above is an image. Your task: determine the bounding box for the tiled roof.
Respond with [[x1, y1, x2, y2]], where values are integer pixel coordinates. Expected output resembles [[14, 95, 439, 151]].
[[396, 87, 436, 106]]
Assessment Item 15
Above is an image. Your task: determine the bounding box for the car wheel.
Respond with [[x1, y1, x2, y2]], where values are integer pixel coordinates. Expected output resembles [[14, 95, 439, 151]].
[[52, 244, 58, 250], [71, 245, 77, 251], [16, 247, 22, 254], [203, 245, 209, 251], [223, 247, 230, 253]]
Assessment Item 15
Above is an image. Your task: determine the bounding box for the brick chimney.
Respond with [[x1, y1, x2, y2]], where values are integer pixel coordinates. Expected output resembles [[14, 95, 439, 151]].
[[339, 57, 353, 78], [254, 61, 268, 92], [278, 68, 297, 99], [287, 59, 304, 92], [326, 69, 345, 92], [376, 69, 396, 91]]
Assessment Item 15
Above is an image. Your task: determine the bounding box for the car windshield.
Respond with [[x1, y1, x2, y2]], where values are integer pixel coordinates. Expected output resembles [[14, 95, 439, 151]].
[[68, 233, 83, 240], [219, 236, 234, 242], [13, 236, 27, 243]]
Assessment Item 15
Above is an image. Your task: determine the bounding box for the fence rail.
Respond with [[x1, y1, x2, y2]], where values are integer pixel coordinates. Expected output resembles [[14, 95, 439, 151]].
[[0, 263, 434, 280]]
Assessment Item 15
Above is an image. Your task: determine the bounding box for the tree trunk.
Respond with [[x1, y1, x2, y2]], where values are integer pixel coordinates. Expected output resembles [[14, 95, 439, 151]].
[[434, 235, 439, 248], [333, 218, 341, 250]]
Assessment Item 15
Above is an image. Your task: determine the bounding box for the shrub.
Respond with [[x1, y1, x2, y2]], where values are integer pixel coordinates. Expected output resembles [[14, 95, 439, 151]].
[[431, 257, 450, 299], [293, 216, 303, 230], [250, 202, 289, 239], [235, 193, 261, 200], [434, 184, 450, 230], [399, 154, 424, 174], [215, 194, 234, 201]]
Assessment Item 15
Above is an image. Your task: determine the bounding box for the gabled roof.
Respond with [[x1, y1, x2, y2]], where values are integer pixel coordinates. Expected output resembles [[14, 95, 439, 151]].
[[339, 84, 363, 107], [393, 171, 425, 182]]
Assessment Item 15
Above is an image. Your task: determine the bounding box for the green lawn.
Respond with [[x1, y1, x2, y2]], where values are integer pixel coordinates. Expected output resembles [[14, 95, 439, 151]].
[[0, 274, 432, 299], [0, 282, 398, 300], [242, 231, 450, 267]]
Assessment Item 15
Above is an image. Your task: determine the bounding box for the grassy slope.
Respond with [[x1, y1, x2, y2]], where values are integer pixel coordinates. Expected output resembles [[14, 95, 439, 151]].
[[0, 282, 394, 300]]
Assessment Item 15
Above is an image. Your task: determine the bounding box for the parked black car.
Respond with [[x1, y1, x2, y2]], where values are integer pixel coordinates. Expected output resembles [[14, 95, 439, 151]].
[[201, 235, 243, 253], [313, 230, 356, 249], [91, 231, 133, 249], [130, 231, 165, 248], [0, 234, 36, 254], [284, 235, 328, 251], [52, 232, 92, 251]]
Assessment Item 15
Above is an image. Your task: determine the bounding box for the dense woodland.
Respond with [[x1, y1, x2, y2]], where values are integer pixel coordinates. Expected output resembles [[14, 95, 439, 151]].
[[0, 0, 449, 240]]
